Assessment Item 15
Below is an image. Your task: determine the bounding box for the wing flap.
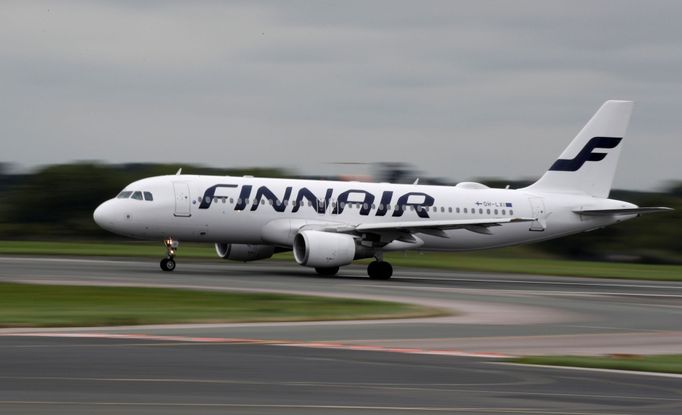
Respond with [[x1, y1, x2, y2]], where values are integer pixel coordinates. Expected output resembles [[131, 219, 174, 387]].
[[354, 217, 535, 233]]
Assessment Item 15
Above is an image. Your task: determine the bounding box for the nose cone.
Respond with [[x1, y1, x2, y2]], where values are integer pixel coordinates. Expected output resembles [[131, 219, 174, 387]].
[[93, 200, 116, 231]]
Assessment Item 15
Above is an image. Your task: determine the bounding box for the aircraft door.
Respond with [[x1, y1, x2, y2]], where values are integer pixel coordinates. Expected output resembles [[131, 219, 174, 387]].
[[173, 182, 191, 217], [528, 197, 546, 232]]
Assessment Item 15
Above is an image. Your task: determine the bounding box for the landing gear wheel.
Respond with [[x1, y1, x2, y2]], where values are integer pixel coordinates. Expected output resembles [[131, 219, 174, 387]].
[[367, 261, 392, 280], [315, 266, 339, 276], [160, 238, 179, 272], [160, 258, 176, 272]]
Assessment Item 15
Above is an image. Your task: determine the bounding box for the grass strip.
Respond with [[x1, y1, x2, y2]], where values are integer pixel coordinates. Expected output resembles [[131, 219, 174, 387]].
[[512, 355, 682, 375], [382, 252, 682, 281], [0, 241, 680, 281], [0, 282, 443, 328]]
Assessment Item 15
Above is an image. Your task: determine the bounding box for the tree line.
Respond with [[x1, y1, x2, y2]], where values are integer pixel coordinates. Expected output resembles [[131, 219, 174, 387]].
[[0, 163, 678, 264]]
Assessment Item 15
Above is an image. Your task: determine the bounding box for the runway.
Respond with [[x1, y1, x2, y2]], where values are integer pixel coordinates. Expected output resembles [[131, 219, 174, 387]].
[[1, 336, 681, 415], [0, 256, 681, 414]]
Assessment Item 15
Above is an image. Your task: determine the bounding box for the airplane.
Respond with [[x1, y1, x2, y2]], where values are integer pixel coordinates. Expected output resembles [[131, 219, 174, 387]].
[[93, 100, 671, 279]]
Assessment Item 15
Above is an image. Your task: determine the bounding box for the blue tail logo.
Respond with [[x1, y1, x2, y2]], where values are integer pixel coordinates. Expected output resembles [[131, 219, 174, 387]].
[[549, 136, 622, 172]]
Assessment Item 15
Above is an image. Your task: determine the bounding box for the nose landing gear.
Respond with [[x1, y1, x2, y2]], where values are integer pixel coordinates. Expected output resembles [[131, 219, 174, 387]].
[[160, 239, 179, 272]]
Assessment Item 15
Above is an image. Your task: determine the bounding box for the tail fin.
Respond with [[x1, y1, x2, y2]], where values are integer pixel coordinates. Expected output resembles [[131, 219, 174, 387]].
[[524, 100, 634, 198]]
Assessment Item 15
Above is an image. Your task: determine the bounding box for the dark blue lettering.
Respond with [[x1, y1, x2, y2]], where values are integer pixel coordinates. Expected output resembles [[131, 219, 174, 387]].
[[375, 191, 393, 216], [234, 185, 252, 211], [332, 189, 375, 216], [251, 186, 292, 212], [549, 137, 622, 172], [198, 184, 238, 209], [392, 192, 434, 218], [292, 187, 333, 214]]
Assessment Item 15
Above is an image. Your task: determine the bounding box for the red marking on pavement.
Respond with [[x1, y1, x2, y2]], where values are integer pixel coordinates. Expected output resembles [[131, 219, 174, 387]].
[[0, 332, 511, 358]]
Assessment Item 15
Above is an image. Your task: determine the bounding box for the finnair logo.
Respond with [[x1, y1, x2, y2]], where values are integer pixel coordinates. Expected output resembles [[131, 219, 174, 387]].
[[549, 136, 622, 172]]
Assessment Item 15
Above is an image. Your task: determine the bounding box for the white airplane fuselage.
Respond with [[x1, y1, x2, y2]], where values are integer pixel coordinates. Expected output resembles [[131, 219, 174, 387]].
[[93, 100, 670, 278], [94, 175, 635, 250]]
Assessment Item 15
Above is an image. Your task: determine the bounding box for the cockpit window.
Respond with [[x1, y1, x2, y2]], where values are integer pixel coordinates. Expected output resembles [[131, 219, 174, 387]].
[[131, 191, 143, 200], [143, 191, 154, 201], [117, 191, 133, 199]]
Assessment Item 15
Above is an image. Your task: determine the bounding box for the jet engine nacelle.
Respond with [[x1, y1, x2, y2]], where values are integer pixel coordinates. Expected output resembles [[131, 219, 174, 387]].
[[293, 230, 366, 268], [215, 243, 275, 262]]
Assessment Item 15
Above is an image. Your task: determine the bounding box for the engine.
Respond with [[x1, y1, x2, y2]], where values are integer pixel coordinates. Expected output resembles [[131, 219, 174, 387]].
[[293, 230, 365, 268], [214, 243, 275, 262]]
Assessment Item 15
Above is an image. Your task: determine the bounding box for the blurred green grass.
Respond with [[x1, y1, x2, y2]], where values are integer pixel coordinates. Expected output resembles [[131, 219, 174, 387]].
[[0, 282, 442, 328], [512, 354, 682, 374], [0, 240, 680, 281]]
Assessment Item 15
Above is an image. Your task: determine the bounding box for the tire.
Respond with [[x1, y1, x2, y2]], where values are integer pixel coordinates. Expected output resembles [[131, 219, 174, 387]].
[[367, 261, 379, 278], [368, 261, 392, 280], [160, 258, 176, 272], [315, 266, 339, 276]]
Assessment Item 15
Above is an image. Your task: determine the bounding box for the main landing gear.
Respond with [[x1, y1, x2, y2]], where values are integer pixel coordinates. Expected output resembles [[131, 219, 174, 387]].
[[367, 252, 393, 280], [160, 238, 178, 272], [367, 260, 393, 279]]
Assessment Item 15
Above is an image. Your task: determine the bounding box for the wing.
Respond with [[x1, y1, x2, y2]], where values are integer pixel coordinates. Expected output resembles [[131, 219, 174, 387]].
[[355, 217, 536, 236], [305, 217, 536, 245]]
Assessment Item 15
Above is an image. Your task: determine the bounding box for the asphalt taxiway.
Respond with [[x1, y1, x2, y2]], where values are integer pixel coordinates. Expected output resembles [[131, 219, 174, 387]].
[[0, 256, 681, 414], [1, 336, 681, 414]]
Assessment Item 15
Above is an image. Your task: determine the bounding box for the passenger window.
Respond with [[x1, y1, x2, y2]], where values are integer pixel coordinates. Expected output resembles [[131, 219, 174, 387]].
[[117, 191, 133, 199], [143, 192, 153, 201], [510, 210, 514, 215], [455, 207, 459, 213], [494, 209, 498, 215], [463, 208, 467, 213], [487, 209, 491, 214], [479, 208, 483, 214], [502, 209, 506, 215], [131, 191, 143, 200]]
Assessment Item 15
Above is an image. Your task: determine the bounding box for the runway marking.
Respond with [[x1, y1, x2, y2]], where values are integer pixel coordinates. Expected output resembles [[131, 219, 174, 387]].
[[0, 332, 510, 358], [275, 341, 509, 358], [492, 362, 682, 379], [1, 375, 678, 404], [1, 256, 680, 290], [0, 401, 634, 414]]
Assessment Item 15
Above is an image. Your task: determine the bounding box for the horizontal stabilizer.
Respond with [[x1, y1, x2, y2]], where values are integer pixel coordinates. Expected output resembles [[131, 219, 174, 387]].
[[573, 207, 673, 216]]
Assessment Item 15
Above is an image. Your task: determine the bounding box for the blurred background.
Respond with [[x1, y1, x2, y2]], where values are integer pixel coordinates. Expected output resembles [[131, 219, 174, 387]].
[[0, 161, 679, 264], [1, 2, 680, 266]]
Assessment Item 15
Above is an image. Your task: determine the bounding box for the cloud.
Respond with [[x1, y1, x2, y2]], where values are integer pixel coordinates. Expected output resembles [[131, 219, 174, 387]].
[[0, 0, 680, 190]]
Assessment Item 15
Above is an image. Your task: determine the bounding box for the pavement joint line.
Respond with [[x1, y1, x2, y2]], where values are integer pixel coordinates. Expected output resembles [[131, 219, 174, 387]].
[[2, 255, 681, 289], [0, 332, 512, 359], [490, 361, 682, 379], [0, 401, 635, 414]]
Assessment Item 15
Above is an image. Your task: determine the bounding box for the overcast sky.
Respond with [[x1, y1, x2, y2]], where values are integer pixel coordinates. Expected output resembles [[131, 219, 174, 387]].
[[1, 1, 680, 190]]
